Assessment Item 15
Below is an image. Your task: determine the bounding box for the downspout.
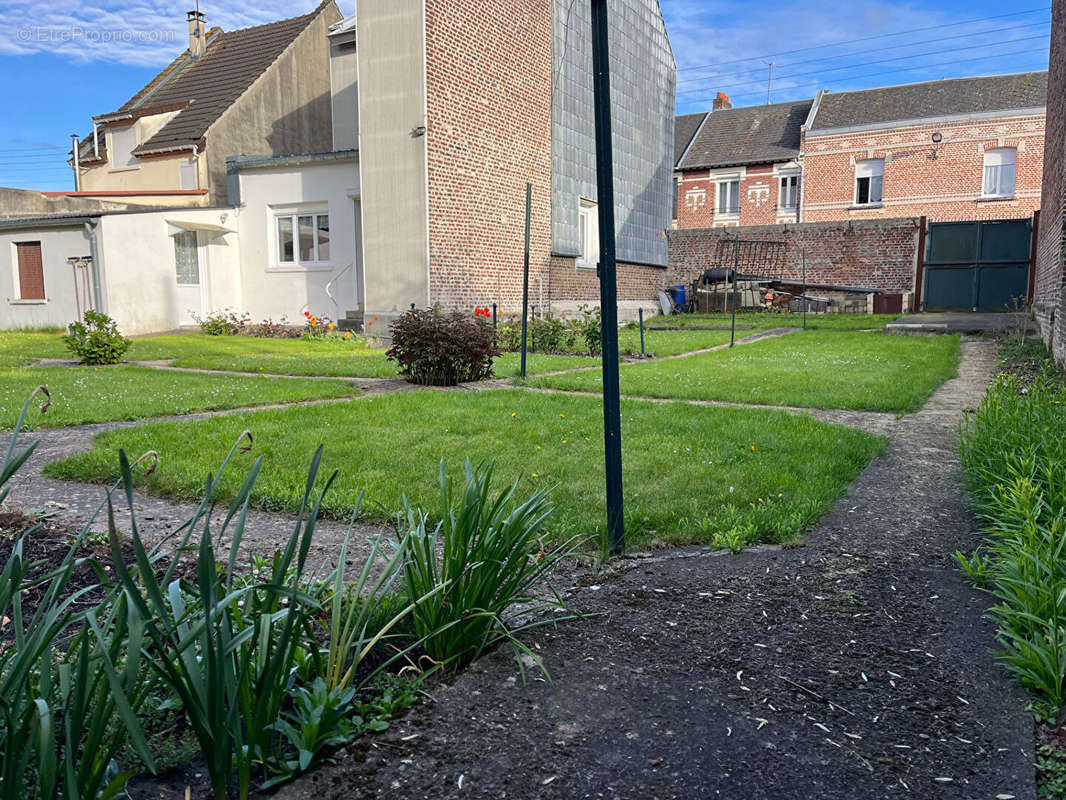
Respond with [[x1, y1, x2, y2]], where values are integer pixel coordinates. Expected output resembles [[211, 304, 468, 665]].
[[92, 122, 99, 159], [84, 221, 103, 312], [70, 134, 81, 191], [191, 144, 201, 189]]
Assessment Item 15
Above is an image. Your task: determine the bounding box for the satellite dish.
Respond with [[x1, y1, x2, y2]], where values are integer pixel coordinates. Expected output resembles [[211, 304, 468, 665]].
[[658, 291, 673, 316]]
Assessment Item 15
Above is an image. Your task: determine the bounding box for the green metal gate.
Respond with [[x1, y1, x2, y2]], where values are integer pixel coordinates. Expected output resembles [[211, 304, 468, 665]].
[[923, 219, 1032, 311]]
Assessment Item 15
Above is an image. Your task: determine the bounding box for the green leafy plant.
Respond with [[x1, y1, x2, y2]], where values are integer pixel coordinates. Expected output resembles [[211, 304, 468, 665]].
[[193, 308, 250, 336], [954, 548, 992, 589], [266, 678, 357, 783], [387, 308, 499, 386], [0, 390, 156, 800], [62, 310, 131, 365], [571, 304, 602, 356], [399, 460, 578, 672], [1038, 743, 1066, 800]]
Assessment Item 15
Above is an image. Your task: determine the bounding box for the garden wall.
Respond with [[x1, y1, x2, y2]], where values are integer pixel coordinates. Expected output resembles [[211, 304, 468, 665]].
[[666, 217, 923, 295]]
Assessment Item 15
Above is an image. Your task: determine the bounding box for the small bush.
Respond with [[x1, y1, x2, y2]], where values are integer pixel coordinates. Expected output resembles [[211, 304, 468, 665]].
[[572, 304, 602, 356], [194, 308, 250, 336], [399, 460, 577, 671], [248, 316, 301, 338], [387, 308, 499, 385], [62, 310, 130, 364]]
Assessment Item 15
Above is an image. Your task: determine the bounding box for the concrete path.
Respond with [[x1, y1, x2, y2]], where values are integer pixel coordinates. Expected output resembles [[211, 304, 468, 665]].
[[276, 339, 1037, 800], [887, 312, 1033, 335]]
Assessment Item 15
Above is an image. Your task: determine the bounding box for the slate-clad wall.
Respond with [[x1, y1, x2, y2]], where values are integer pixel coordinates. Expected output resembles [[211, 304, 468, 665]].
[[551, 0, 675, 267]]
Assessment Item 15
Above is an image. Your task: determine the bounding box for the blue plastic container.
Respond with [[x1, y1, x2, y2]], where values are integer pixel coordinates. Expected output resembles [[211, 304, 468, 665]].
[[671, 284, 687, 309]]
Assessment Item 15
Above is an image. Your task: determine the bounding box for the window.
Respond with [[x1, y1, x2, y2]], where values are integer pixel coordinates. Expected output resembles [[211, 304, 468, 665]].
[[855, 159, 884, 205], [179, 162, 198, 190], [173, 231, 199, 285], [672, 176, 679, 220], [15, 242, 44, 300], [983, 148, 1017, 197], [578, 199, 599, 268], [276, 212, 331, 265], [717, 180, 740, 214], [110, 125, 138, 169], [779, 175, 800, 209]]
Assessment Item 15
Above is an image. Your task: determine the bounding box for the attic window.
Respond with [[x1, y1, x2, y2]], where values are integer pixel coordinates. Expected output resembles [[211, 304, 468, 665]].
[[110, 125, 138, 169], [854, 159, 884, 205]]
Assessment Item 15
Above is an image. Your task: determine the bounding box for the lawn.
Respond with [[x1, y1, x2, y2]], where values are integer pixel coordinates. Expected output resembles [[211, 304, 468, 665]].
[[45, 389, 884, 549], [644, 312, 900, 331], [128, 333, 600, 378], [0, 365, 359, 429], [0, 331, 70, 367], [534, 330, 960, 413]]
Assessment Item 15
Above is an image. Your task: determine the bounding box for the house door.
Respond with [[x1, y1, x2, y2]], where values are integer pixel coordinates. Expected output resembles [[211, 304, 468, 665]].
[[923, 219, 1032, 311], [173, 230, 205, 326]]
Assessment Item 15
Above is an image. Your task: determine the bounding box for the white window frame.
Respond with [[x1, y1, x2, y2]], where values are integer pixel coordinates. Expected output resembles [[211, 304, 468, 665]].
[[983, 147, 1017, 198], [273, 208, 332, 268], [109, 125, 138, 170], [779, 174, 800, 210], [173, 230, 200, 286], [717, 179, 740, 216], [577, 199, 599, 269], [854, 159, 884, 206]]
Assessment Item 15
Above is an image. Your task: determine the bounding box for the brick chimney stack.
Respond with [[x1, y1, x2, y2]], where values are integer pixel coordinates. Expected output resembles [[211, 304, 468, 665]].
[[187, 10, 206, 58], [713, 92, 732, 111]]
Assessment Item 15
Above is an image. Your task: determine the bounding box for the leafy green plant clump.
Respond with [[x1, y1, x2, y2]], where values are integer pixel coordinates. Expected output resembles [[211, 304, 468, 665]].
[[62, 311, 130, 365], [960, 372, 1066, 712], [387, 308, 499, 385]]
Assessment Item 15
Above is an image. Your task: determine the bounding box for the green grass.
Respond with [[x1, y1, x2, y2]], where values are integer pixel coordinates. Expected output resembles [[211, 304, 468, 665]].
[[0, 365, 358, 429], [534, 330, 960, 413], [45, 389, 884, 548], [616, 326, 734, 357], [0, 331, 70, 367], [128, 334, 600, 378], [644, 312, 900, 331]]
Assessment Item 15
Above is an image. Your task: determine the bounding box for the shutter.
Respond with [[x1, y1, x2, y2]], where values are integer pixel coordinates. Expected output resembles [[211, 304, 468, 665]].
[[16, 242, 44, 300]]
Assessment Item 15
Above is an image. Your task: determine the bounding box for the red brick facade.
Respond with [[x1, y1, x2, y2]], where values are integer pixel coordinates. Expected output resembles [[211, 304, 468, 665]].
[[1034, 0, 1066, 363], [423, 0, 553, 314], [675, 164, 801, 230], [548, 257, 668, 308], [666, 219, 922, 295], [801, 115, 1045, 223]]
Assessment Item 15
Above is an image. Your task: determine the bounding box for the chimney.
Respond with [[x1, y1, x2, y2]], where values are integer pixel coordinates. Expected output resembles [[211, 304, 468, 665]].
[[187, 10, 206, 58], [713, 92, 732, 111]]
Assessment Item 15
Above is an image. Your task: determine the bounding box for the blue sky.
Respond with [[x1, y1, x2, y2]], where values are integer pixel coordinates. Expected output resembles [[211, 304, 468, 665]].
[[0, 0, 1052, 191]]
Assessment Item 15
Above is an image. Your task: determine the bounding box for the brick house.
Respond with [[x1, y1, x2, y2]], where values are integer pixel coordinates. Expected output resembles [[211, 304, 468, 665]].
[[1033, 0, 1066, 364], [354, 0, 675, 325], [802, 72, 1047, 223], [65, 2, 341, 206], [673, 95, 811, 229], [675, 72, 1048, 229]]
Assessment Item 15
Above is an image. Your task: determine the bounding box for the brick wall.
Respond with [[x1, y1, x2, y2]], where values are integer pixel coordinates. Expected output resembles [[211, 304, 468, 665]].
[[802, 113, 1045, 223], [423, 0, 554, 314], [548, 256, 666, 310], [1034, 0, 1066, 363], [667, 218, 921, 294], [676, 164, 801, 229]]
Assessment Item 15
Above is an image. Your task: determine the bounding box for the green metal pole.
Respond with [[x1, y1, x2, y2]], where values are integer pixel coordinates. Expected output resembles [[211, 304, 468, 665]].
[[520, 183, 532, 378], [639, 307, 645, 356], [591, 0, 624, 555], [730, 237, 739, 347], [802, 248, 807, 329]]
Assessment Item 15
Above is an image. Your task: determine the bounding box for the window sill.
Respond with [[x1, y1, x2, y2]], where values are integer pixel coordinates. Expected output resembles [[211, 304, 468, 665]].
[[848, 203, 883, 210], [576, 261, 597, 271], [266, 264, 334, 273], [8, 298, 48, 305], [977, 195, 1016, 203], [108, 167, 140, 174]]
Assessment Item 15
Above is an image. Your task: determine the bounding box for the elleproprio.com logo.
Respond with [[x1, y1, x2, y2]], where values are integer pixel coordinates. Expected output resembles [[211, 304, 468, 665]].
[[16, 27, 176, 44]]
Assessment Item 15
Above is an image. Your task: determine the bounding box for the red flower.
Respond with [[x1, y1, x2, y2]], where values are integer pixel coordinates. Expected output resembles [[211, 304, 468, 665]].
[[304, 311, 311, 318]]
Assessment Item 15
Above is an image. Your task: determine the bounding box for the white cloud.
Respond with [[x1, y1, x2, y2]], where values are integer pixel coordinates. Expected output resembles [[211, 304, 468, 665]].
[[662, 0, 1050, 112], [0, 0, 348, 66]]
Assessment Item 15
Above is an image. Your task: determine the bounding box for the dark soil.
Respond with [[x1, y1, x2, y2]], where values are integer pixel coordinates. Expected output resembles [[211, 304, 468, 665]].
[[273, 339, 1036, 800]]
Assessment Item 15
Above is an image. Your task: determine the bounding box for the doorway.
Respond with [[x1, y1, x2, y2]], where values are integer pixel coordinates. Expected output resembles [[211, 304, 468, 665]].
[[174, 229, 205, 326]]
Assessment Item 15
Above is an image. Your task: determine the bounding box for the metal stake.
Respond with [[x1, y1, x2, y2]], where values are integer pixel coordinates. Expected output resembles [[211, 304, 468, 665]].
[[802, 248, 807, 329], [520, 182, 532, 378], [639, 307, 645, 356], [730, 237, 739, 347], [591, 0, 624, 555], [492, 302, 498, 329]]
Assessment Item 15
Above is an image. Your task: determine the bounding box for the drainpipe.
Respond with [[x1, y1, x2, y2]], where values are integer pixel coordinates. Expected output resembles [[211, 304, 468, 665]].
[[70, 134, 81, 191], [92, 121, 99, 159], [190, 143, 201, 189], [84, 221, 103, 312]]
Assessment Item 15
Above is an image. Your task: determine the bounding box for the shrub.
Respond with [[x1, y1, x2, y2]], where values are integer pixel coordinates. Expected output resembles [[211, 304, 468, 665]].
[[248, 316, 301, 338], [399, 460, 578, 672], [387, 308, 499, 385], [194, 308, 250, 336], [62, 310, 130, 365], [572, 304, 602, 356], [529, 315, 571, 353]]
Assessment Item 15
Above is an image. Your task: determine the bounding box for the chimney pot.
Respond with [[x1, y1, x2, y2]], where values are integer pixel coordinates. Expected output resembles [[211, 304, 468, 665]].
[[187, 10, 206, 58], [713, 92, 732, 111]]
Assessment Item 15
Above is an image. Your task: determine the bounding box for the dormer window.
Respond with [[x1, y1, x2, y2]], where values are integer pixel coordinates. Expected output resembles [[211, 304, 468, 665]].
[[110, 125, 138, 169]]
